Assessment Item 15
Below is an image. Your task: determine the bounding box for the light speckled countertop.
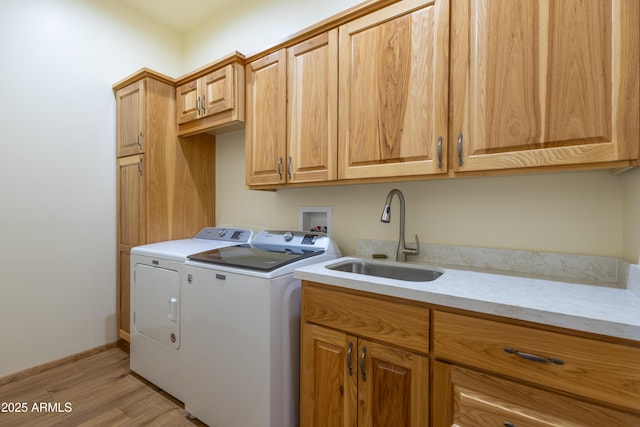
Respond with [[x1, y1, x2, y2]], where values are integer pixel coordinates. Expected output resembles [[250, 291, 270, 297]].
[[294, 256, 640, 341]]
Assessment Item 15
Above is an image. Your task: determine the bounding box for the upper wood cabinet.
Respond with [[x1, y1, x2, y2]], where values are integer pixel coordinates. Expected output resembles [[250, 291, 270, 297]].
[[116, 80, 145, 157], [246, 49, 287, 186], [450, 0, 640, 172], [246, 31, 338, 187], [175, 53, 245, 137], [287, 30, 338, 183], [338, 0, 450, 180], [242, 0, 639, 188]]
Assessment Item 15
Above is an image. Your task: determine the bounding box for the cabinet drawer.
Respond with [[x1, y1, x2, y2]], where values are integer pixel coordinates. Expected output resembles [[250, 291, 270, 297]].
[[440, 363, 640, 427], [433, 311, 640, 411], [302, 283, 429, 354]]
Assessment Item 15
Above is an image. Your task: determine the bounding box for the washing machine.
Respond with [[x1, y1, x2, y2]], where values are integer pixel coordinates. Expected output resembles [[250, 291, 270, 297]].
[[182, 230, 341, 427], [129, 227, 252, 401]]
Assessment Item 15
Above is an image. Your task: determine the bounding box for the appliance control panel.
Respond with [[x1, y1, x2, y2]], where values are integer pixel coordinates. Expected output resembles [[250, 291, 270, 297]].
[[255, 230, 330, 249], [301, 234, 319, 245], [193, 227, 253, 243]]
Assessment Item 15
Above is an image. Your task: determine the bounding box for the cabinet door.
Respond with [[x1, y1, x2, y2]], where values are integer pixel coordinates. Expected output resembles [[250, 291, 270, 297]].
[[338, 0, 449, 179], [201, 64, 235, 118], [246, 49, 287, 185], [287, 30, 338, 183], [116, 81, 145, 157], [117, 154, 146, 248], [451, 0, 640, 172], [116, 154, 145, 339], [358, 339, 429, 427], [432, 361, 640, 427], [176, 79, 199, 124], [300, 324, 357, 427], [118, 249, 131, 340]]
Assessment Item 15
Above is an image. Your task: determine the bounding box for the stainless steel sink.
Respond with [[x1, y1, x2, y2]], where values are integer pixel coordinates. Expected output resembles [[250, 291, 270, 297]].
[[326, 260, 443, 282]]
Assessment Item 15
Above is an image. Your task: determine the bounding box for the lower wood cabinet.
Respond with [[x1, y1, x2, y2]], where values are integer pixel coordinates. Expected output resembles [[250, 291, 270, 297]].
[[301, 324, 428, 427], [300, 281, 640, 427], [432, 310, 640, 426], [432, 361, 640, 427], [300, 282, 429, 427], [432, 311, 640, 412]]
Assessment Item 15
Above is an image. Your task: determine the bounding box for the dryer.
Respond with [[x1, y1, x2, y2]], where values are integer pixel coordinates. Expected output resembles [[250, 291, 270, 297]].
[[130, 227, 252, 401]]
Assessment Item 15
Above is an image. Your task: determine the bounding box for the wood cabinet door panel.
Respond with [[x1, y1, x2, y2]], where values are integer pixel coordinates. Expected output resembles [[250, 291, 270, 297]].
[[339, 0, 449, 179], [358, 339, 428, 427], [176, 80, 199, 125], [287, 30, 338, 183], [300, 324, 357, 427], [202, 64, 235, 117], [118, 249, 131, 338], [117, 154, 146, 248], [246, 50, 287, 185], [116, 81, 145, 157], [451, 0, 639, 171]]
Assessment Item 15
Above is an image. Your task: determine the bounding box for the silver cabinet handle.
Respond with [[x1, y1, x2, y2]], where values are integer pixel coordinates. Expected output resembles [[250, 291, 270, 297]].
[[277, 157, 283, 180], [287, 156, 292, 180], [360, 346, 367, 382], [137, 157, 143, 176], [196, 95, 201, 115], [346, 341, 353, 376], [137, 131, 143, 151], [504, 347, 565, 365], [457, 133, 463, 166], [437, 136, 443, 169]]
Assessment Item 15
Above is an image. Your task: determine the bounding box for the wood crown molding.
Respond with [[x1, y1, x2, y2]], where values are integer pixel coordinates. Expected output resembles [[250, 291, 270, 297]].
[[112, 67, 175, 91]]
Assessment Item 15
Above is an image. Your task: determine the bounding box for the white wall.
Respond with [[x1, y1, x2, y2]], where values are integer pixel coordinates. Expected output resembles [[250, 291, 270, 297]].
[[186, 0, 640, 262], [0, 0, 182, 377], [183, 0, 363, 69], [215, 133, 632, 258], [624, 168, 640, 264]]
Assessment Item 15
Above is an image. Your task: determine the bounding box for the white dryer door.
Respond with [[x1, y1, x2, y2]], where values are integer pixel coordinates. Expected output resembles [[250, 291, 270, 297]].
[[133, 264, 180, 349]]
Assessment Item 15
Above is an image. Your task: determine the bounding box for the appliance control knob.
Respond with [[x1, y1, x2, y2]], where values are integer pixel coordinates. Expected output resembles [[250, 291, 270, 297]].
[[218, 229, 227, 237], [283, 231, 294, 242]]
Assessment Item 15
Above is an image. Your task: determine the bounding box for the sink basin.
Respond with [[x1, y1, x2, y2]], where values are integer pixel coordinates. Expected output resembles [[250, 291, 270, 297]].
[[326, 260, 443, 282]]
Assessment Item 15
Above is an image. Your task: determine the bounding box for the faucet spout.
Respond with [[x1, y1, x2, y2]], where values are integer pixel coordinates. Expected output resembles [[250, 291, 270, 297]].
[[380, 189, 419, 262]]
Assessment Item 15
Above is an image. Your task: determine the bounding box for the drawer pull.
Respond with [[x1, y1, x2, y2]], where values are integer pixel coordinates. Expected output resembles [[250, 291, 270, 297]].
[[504, 347, 565, 365], [346, 341, 353, 376], [360, 346, 367, 382], [277, 157, 283, 180]]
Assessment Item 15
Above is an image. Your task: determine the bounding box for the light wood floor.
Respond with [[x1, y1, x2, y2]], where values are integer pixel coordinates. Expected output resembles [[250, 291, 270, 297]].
[[0, 343, 206, 426]]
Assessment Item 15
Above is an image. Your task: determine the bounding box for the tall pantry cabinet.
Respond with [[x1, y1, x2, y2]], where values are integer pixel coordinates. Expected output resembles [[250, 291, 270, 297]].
[[113, 69, 216, 342]]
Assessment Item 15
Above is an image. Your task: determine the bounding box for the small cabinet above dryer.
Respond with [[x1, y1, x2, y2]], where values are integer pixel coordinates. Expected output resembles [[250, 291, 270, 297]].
[[175, 52, 246, 137]]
